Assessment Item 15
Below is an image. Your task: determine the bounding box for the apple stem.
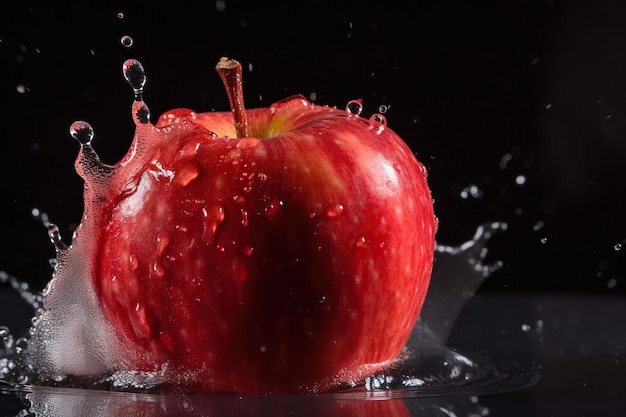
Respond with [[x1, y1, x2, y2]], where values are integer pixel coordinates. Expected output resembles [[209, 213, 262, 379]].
[[216, 57, 249, 138]]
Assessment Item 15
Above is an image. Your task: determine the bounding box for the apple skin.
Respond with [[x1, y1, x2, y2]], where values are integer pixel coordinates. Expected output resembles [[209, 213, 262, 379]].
[[90, 95, 436, 394]]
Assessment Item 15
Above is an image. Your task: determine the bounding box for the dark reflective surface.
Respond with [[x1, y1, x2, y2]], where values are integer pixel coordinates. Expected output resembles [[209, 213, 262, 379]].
[[2, 292, 624, 416]]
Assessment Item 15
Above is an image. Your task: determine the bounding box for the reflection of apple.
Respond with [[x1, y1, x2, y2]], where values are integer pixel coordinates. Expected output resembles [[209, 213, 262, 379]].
[[77, 58, 436, 394], [27, 387, 411, 417]]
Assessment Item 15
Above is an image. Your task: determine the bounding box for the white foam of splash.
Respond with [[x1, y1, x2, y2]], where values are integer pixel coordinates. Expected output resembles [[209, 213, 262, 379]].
[[25, 225, 126, 380]]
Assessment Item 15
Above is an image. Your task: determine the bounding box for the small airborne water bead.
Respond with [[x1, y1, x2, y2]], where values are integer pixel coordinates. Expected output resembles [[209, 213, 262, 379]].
[[120, 35, 134, 48], [69, 121, 94, 145]]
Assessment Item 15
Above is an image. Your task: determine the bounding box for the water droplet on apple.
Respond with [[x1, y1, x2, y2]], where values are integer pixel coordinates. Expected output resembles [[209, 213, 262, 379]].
[[368, 113, 387, 134], [120, 35, 133, 48], [345, 99, 363, 115], [240, 208, 249, 227], [156, 232, 170, 255], [264, 199, 283, 218], [355, 236, 367, 248], [128, 254, 138, 271], [175, 163, 200, 187], [69, 121, 94, 145], [130, 303, 152, 339], [243, 245, 254, 256], [152, 260, 165, 278], [201, 205, 225, 247], [237, 138, 261, 149], [325, 204, 344, 218]]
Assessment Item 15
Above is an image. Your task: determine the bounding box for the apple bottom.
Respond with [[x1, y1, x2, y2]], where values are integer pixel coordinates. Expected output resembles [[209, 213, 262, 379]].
[[138, 357, 399, 395]]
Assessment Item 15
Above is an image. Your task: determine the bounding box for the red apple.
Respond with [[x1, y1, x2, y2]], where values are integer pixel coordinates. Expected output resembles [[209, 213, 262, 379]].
[[66, 58, 436, 394]]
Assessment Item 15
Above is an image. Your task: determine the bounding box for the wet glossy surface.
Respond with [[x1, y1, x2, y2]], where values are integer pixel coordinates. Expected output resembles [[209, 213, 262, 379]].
[[2, 292, 624, 416]]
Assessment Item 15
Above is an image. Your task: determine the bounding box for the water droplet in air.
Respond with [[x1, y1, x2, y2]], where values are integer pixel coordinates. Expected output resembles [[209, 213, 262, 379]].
[[14, 337, 28, 354], [47, 224, 68, 251], [120, 35, 133, 48], [117, 12, 125, 19], [540, 237, 548, 244], [378, 104, 389, 114], [368, 113, 387, 133], [123, 59, 151, 125], [460, 184, 484, 199], [122, 58, 147, 96], [499, 153, 513, 169], [614, 243, 623, 251], [69, 121, 94, 145], [0, 326, 14, 349], [345, 99, 363, 116]]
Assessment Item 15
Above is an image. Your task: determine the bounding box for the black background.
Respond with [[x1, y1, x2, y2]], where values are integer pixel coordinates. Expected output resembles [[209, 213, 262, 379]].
[[2, 1, 625, 296], [1, 2, 626, 416]]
